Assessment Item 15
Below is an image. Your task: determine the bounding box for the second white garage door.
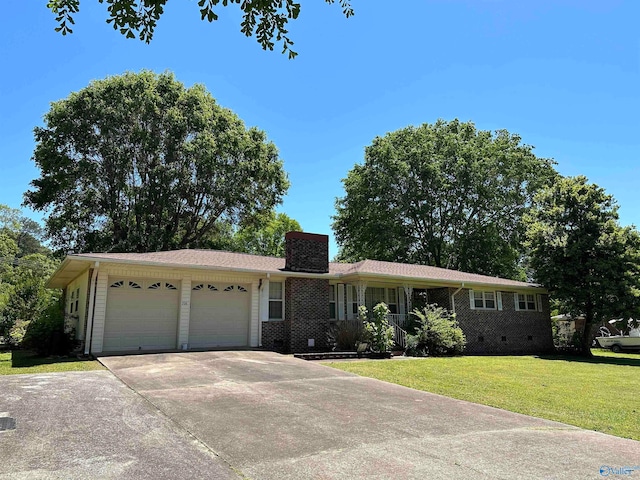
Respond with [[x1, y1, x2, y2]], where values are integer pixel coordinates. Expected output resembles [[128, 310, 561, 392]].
[[189, 283, 251, 348]]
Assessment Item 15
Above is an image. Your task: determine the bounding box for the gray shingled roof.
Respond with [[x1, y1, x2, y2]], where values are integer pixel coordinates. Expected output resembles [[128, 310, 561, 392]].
[[68, 249, 539, 288]]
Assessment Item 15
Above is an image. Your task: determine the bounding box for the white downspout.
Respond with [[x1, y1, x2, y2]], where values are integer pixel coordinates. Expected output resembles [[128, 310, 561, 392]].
[[451, 282, 465, 314], [258, 273, 271, 347], [84, 262, 99, 356]]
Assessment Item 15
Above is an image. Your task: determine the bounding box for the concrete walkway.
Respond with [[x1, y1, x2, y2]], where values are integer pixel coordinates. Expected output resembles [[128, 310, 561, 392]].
[[101, 351, 640, 480]]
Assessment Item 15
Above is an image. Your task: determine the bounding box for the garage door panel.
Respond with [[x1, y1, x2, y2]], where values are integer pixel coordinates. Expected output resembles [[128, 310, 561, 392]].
[[104, 278, 180, 352], [189, 284, 250, 348]]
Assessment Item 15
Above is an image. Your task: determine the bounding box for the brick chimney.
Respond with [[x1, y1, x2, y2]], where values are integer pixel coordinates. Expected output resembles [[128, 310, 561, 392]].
[[284, 232, 329, 273]]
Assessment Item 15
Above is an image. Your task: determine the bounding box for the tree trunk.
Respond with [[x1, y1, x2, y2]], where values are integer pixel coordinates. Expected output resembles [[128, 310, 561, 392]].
[[579, 322, 594, 357]]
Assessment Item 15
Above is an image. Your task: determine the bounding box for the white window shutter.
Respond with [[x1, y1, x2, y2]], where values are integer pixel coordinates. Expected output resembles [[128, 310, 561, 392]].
[[398, 287, 406, 315], [514, 293, 520, 311], [469, 289, 475, 310], [497, 292, 503, 311], [337, 284, 345, 320], [537, 294, 543, 312]]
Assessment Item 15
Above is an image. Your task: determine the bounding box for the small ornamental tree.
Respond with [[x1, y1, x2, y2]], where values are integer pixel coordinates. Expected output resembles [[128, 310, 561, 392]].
[[362, 303, 394, 354], [406, 304, 466, 356]]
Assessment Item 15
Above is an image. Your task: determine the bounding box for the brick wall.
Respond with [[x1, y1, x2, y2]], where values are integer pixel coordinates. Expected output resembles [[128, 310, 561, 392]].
[[427, 288, 452, 310], [285, 232, 329, 273], [453, 289, 554, 354], [261, 321, 285, 352], [285, 277, 330, 353]]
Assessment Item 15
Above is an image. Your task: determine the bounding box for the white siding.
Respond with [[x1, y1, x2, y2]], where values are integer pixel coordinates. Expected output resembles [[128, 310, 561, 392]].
[[177, 276, 192, 348], [250, 280, 259, 347], [65, 270, 90, 340], [90, 270, 109, 353]]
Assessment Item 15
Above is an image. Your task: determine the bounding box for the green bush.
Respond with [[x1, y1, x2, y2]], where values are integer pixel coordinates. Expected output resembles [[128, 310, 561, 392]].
[[328, 320, 366, 351], [363, 303, 395, 353], [22, 303, 76, 356], [406, 304, 466, 356]]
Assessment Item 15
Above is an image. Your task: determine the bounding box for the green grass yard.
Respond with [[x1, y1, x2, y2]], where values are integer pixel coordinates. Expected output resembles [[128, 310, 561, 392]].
[[0, 350, 104, 375], [324, 349, 640, 441]]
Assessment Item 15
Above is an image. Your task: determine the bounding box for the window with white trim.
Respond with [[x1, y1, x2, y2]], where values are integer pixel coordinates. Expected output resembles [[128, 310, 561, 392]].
[[387, 288, 398, 314], [329, 285, 336, 319], [472, 290, 496, 310], [365, 287, 385, 310], [348, 285, 358, 316], [517, 293, 537, 311], [269, 282, 283, 320]]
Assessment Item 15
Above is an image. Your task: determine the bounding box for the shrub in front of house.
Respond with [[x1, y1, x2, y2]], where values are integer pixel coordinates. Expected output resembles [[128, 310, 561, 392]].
[[21, 303, 77, 356], [363, 303, 395, 354], [338, 321, 366, 351], [406, 304, 466, 356]]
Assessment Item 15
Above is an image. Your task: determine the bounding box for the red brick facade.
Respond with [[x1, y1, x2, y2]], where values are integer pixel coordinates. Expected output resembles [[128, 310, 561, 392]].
[[451, 288, 554, 354], [284, 277, 330, 353], [285, 232, 329, 273]]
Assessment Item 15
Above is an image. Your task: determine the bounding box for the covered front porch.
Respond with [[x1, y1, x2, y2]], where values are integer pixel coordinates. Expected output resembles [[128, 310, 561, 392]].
[[329, 281, 455, 348]]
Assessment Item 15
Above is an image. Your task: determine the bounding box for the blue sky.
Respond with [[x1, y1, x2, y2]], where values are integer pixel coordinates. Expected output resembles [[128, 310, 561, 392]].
[[1, 0, 638, 258]]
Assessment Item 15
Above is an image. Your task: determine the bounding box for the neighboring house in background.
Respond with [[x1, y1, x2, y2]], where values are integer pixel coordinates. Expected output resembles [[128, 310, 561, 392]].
[[46, 232, 554, 355]]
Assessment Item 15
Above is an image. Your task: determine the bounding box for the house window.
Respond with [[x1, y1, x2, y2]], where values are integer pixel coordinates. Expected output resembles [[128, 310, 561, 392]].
[[269, 282, 283, 320], [473, 291, 496, 310], [329, 285, 336, 320], [517, 293, 537, 311], [75, 288, 80, 313], [349, 286, 358, 316], [69, 289, 75, 314], [365, 287, 385, 310], [387, 288, 398, 314]]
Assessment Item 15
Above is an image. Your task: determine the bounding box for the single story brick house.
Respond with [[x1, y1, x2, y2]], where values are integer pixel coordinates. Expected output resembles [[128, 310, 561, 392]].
[[46, 232, 554, 356]]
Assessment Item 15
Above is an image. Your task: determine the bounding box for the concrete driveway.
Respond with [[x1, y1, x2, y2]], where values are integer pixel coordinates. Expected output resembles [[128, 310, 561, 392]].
[[100, 351, 640, 480], [0, 370, 239, 480]]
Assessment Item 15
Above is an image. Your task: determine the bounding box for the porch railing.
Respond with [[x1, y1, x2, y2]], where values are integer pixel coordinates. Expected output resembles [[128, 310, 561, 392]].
[[387, 313, 409, 329], [336, 313, 409, 350], [386, 314, 408, 350]]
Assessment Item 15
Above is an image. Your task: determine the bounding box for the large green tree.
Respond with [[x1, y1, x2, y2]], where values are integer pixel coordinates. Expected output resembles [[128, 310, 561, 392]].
[[0, 207, 58, 345], [333, 119, 557, 279], [25, 71, 289, 254], [0, 205, 48, 257], [47, 0, 354, 58], [232, 211, 301, 256], [525, 176, 640, 356]]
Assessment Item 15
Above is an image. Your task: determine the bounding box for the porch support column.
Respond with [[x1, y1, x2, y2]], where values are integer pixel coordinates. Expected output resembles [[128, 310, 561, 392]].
[[356, 282, 367, 313], [403, 284, 413, 314]]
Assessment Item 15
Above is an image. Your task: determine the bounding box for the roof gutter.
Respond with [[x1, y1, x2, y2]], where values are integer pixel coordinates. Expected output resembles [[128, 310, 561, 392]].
[[342, 272, 545, 292], [64, 255, 340, 279]]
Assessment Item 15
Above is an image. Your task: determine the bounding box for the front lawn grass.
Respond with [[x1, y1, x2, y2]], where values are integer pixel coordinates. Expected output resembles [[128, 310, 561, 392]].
[[0, 350, 104, 375], [324, 349, 640, 441]]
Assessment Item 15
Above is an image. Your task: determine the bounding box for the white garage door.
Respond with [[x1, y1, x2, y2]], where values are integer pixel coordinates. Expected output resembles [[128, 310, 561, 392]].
[[104, 279, 180, 352], [189, 283, 251, 348]]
